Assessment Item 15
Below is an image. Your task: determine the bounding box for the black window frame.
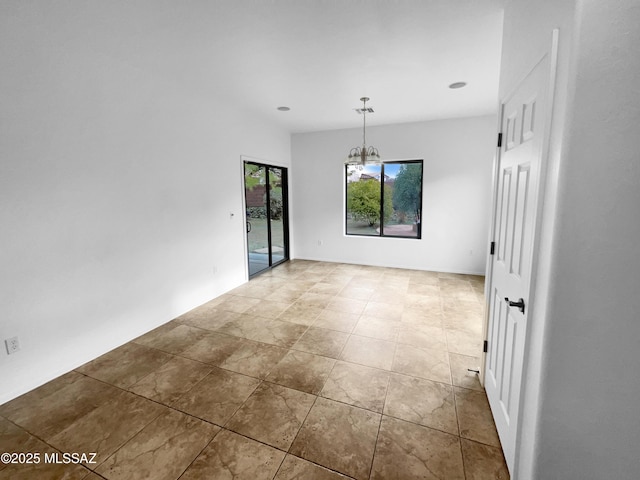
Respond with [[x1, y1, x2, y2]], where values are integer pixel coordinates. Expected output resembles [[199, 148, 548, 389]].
[[345, 159, 423, 239]]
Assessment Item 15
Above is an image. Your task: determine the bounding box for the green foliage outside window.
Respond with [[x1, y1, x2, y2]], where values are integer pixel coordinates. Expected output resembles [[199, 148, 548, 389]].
[[347, 179, 392, 227], [392, 163, 422, 221]]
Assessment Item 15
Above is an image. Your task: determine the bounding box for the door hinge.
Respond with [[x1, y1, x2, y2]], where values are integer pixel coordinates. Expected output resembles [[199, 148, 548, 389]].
[[490, 241, 495, 255], [483, 340, 488, 353], [497, 132, 503, 148]]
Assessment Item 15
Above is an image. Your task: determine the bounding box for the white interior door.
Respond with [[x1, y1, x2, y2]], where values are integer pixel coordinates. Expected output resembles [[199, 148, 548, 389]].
[[484, 51, 553, 473]]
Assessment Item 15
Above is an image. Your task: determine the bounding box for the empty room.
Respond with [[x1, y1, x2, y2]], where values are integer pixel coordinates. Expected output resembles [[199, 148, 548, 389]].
[[1, 1, 638, 479]]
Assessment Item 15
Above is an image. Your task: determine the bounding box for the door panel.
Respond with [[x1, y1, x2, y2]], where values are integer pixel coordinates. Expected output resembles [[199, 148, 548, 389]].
[[485, 52, 552, 473], [510, 164, 531, 277], [268, 166, 286, 266], [244, 164, 270, 277], [244, 161, 289, 278]]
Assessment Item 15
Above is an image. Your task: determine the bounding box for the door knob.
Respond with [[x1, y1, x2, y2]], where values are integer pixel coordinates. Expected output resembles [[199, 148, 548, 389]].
[[505, 297, 525, 314]]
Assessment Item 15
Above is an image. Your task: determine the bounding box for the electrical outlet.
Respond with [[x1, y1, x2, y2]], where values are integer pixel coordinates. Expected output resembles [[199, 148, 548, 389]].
[[5, 336, 20, 355]]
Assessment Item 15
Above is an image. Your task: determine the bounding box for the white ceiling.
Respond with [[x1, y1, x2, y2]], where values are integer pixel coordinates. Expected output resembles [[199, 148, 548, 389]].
[[123, 0, 505, 133]]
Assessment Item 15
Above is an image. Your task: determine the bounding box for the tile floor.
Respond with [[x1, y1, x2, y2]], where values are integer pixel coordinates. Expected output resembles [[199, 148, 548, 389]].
[[0, 260, 509, 480]]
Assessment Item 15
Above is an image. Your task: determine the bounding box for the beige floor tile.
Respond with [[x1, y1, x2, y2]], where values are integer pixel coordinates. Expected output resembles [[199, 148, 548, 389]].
[[461, 438, 510, 480], [307, 262, 338, 274], [449, 353, 483, 391], [132, 323, 209, 354], [455, 387, 501, 447], [267, 289, 305, 304], [3, 374, 118, 441], [301, 273, 331, 284], [446, 328, 483, 356], [440, 280, 478, 302], [362, 301, 404, 321], [336, 285, 374, 301], [218, 339, 288, 379], [128, 356, 211, 404], [443, 301, 484, 334], [180, 332, 243, 365], [290, 397, 380, 480], [274, 455, 353, 479], [371, 416, 465, 480], [4, 261, 494, 480], [226, 382, 315, 450], [278, 303, 323, 326], [244, 299, 293, 319], [408, 270, 440, 285], [322, 273, 355, 286], [75, 342, 172, 388], [397, 323, 447, 350], [384, 374, 458, 435], [351, 272, 384, 285], [96, 409, 218, 480], [251, 319, 309, 348], [352, 315, 400, 342], [0, 434, 89, 480], [340, 335, 396, 370], [312, 310, 360, 332], [308, 281, 343, 296], [215, 295, 262, 313], [297, 292, 335, 308], [443, 313, 484, 335], [404, 294, 443, 314], [180, 429, 285, 480], [230, 283, 273, 299], [281, 279, 317, 292], [407, 282, 441, 296], [320, 361, 390, 413], [266, 350, 335, 394], [441, 286, 480, 302], [368, 288, 407, 305], [218, 315, 307, 347], [48, 390, 166, 467], [292, 327, 349, 358], [82, 473, 107, 480], [171, 367, 260, 425], [214, 313, 267, 338], [0, 417, 35, 456], [326, 297, 367, 315], [0, 371, 84, 420], [400, 306, 443, 327], [392, 344, 452, 384], [177, 308, 241, 331]]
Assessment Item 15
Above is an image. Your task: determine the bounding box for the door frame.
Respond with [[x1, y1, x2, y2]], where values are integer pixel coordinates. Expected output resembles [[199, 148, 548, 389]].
[[480, 29, 559, 470], [240, 155, 290, 280]]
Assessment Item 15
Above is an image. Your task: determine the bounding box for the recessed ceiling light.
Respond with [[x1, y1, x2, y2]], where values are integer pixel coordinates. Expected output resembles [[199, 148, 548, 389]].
[[449, 82, 467, 89], [277, 106, 290, 111]]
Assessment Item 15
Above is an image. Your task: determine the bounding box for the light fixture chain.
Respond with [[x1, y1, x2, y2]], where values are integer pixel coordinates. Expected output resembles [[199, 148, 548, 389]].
[[363, 106, 366, 147]]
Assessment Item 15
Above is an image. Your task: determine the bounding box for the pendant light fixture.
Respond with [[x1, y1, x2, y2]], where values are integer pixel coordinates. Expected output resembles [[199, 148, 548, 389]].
[[346, 97, 381, 167]]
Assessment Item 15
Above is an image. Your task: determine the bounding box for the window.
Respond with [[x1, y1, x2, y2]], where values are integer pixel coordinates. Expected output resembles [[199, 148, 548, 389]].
[[345, 160, 423, 238]]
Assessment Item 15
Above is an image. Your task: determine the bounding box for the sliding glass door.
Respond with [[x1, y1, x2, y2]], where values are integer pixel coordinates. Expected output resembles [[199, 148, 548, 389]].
[[244, 161, 289, 277]]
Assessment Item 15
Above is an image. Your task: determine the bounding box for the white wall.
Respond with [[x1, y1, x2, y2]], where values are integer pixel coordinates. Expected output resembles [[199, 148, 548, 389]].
[[500, 1, 640, 478], [536, 1, 640, 478], [291, 116, 497, 274], [0, 2, 290, 403]]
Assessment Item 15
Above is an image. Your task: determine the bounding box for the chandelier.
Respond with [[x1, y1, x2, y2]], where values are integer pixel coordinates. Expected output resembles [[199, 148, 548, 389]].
[[346, 97, 381, 167]]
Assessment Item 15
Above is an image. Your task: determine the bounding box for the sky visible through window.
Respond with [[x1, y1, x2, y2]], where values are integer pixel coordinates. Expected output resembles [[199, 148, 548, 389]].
[[347, 163, 402, 180]]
